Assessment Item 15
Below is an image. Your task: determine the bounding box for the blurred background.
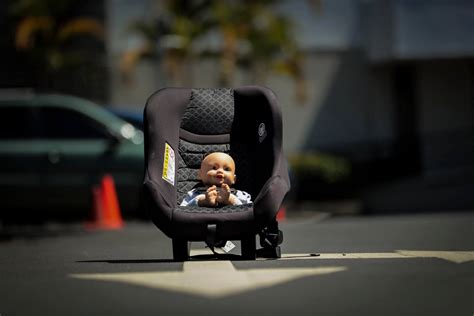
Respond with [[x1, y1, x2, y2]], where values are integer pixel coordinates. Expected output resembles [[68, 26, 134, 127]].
[[0, 0, 473, 223]]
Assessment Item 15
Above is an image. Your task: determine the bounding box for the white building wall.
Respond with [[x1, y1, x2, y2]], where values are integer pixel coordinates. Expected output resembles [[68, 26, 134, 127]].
[[106, 0, 163, 106]]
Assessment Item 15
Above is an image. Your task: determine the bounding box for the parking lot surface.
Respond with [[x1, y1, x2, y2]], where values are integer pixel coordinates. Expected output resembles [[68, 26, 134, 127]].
[[1, 211, 473, 316]]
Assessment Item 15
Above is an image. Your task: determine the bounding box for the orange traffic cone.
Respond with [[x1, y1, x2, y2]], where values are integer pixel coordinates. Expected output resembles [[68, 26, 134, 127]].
[[276, 205, 287, 221], [86, 174, 124, 230]]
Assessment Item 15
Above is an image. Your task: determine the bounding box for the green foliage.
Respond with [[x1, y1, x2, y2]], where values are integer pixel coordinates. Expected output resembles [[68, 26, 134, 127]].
[[10, 0, 104, 70], [289, 153, 351, 183], [124, 0, 307, 97], [8, 0, 106, 99]]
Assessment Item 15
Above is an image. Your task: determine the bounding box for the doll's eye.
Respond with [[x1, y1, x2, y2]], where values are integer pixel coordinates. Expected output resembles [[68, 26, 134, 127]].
[[224, 167, 231, 171], [213, 166, 218, 170]]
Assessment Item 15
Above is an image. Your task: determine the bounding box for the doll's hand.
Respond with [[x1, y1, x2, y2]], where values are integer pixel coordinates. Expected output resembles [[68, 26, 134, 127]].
[[203, 185, 218, 207], [217, 184, 232, 205]]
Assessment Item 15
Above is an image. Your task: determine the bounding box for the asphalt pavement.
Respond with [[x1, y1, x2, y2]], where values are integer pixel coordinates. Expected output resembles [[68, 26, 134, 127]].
[[0, 211, 473, 316]]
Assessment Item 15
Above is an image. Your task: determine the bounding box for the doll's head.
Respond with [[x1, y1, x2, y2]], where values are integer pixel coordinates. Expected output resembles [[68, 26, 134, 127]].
[[199, 152, 236, 187]]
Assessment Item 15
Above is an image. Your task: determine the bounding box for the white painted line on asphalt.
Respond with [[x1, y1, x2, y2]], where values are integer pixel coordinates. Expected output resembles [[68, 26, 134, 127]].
[[277, 251, 474, 263], [70, 250, 473, 298], [396, 250, 474, 264], [71, 261, 347, 298], [278, 253, 405, 260]]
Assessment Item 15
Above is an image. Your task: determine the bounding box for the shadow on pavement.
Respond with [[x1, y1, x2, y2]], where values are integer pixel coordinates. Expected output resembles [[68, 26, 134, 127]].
[[77, 253, 250, 264], [77, 259, 175, 264]]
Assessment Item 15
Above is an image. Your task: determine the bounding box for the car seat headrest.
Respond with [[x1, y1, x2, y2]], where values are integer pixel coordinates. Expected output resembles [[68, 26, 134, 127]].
[[180, 88, 234, 135]]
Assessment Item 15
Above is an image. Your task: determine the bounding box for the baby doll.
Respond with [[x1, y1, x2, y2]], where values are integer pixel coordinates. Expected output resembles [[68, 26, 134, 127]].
[[180, 152, 251, 207]]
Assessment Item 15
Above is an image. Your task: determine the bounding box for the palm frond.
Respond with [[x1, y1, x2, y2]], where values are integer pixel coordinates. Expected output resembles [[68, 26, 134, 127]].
[[15, 16, 54, 49], [57, 18, 104, 42], [119, 45, 155, 82]]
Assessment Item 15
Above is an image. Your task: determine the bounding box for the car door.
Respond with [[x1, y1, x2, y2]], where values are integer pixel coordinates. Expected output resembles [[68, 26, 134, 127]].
[[0, 104, 46, 213], [36, 105, 117, 214]]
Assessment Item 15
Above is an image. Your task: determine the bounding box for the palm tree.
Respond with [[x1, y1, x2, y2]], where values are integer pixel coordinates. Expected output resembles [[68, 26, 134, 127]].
[[120, 0, 213, 85], [210, 0, 307, 101], [122, 0, 314, 102], [11, 0, 105, 93]]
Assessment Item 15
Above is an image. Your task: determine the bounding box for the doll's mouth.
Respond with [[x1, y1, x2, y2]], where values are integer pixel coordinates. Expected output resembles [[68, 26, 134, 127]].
[[215, 174, 225, 183]]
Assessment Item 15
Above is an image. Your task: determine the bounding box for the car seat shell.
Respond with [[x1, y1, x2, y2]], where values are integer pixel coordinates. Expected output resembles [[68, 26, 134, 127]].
[[143, 86, 290, 257]]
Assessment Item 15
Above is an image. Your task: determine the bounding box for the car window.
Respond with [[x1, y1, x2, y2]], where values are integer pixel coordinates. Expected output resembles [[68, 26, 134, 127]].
[[39, 106, 111, 139], [0, 106, 37, 139]]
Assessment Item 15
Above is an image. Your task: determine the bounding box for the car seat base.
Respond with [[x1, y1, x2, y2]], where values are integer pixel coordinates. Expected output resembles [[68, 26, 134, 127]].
[[256, 246, 281, 259], [172, 238, 190, 261], [241, 235, 257, 260]]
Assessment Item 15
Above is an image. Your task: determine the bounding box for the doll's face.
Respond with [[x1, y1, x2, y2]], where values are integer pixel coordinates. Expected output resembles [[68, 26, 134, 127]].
[[199, 152, 236, 187]]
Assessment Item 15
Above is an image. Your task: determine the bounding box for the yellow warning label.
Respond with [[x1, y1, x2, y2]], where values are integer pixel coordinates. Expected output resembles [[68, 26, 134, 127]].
[[162, 143, 175, 185]]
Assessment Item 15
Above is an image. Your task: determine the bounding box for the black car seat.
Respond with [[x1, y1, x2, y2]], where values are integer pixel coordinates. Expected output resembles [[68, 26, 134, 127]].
[[143, 86, 290, 260]]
